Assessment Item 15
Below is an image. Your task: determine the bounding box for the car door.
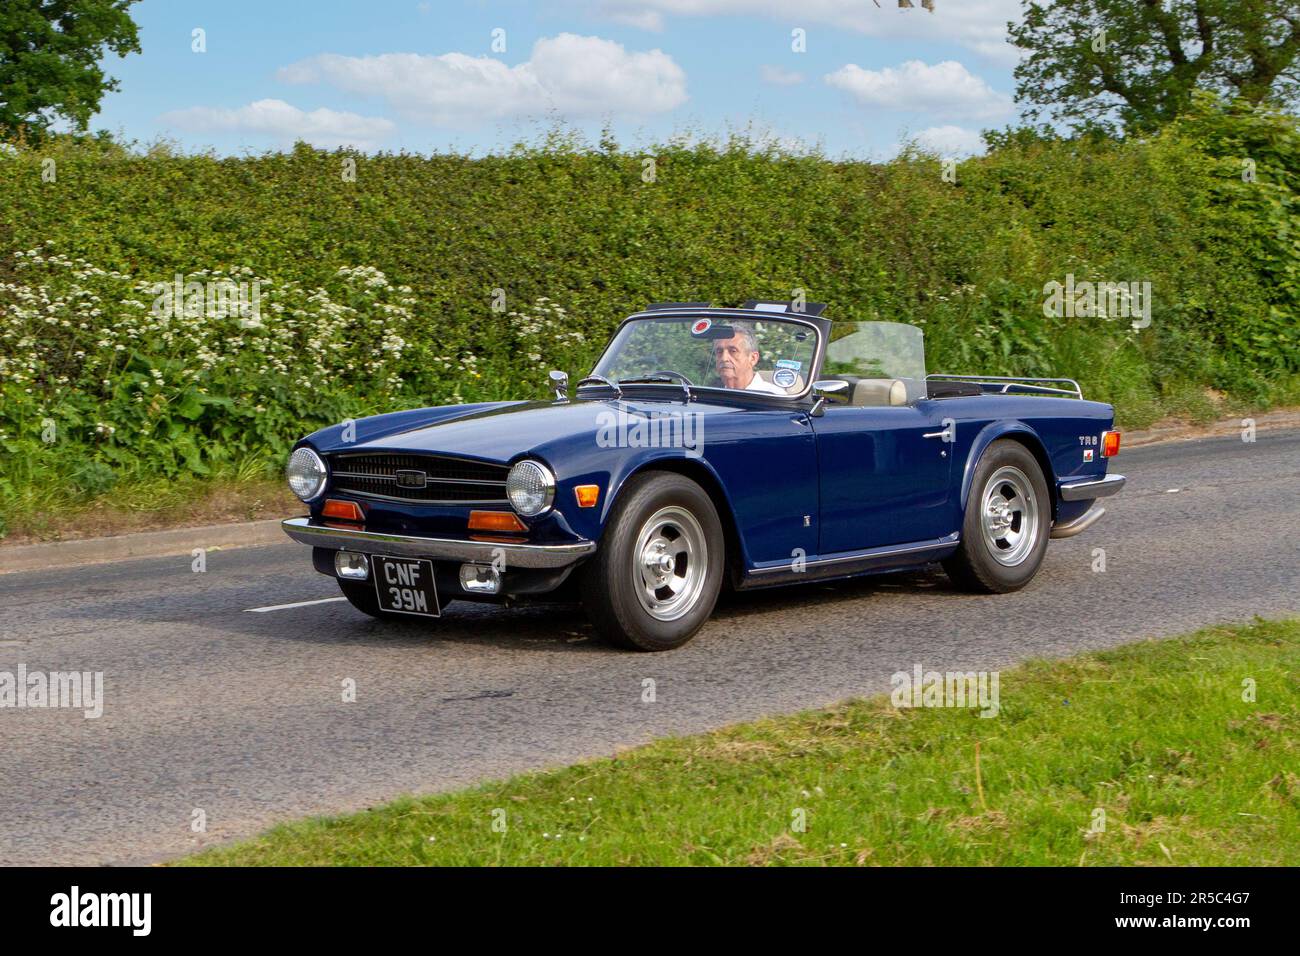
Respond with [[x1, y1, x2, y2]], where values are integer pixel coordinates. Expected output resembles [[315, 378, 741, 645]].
[[700, 404, 819, 568], [811, 400, 955, 554]]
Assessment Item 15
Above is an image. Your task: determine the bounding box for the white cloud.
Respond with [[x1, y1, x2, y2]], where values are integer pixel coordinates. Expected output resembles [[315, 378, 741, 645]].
[[911, 124, 986, 157], [592, 0, 1023, 63], [158, 99, 395, 149], [760, 64, 805, 86], [825, 60, 1012, 120], [278, 34, 687, 126], [604, 7, 665, 30]]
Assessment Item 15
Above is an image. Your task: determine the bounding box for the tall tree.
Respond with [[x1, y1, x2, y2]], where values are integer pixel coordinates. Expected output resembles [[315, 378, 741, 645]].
[[0, 0, 141, 141], [1009, 0, 1300, 134]]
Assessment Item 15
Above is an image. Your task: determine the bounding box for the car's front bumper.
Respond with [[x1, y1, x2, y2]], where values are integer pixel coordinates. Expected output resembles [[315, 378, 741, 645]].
[[281, 517, 596, 569]]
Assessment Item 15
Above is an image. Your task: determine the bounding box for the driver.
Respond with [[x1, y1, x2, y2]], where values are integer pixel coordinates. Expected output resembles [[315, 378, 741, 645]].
[[712, 323, 786, 394]]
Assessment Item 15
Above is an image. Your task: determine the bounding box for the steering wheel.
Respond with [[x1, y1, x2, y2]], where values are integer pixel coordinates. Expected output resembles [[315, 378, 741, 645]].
[[648, 370, 695, 387]]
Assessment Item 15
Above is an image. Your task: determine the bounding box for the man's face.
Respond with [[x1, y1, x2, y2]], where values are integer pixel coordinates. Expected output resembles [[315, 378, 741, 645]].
[[713, 333, 759, 389]]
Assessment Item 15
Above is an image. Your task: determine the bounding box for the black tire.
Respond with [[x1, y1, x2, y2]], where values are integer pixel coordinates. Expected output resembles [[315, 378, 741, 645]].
[[942, 439, 1051, 593], [581, 471, 725, 651], [337, 577, 449, 620]]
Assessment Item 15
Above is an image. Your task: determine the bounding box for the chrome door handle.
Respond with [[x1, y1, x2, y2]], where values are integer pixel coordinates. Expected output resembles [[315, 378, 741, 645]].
[[923, 428, 953, 440]]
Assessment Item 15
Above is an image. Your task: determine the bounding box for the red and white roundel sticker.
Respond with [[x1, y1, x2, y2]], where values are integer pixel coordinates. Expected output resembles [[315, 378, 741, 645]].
[[691, 318, 712, 335]]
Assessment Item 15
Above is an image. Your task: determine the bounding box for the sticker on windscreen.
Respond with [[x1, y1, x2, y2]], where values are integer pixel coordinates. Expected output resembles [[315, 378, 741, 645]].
[[691, 318, 712, 335], [773, 368, 797, 388], [775, 359, 802, 371]]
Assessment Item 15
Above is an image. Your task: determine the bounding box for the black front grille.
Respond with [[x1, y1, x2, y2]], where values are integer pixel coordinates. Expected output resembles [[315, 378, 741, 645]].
[[329, 452, 509, 504]]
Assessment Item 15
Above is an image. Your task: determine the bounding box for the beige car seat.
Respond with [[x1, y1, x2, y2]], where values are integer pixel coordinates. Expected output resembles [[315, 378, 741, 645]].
[[851, 378, 908, 406]]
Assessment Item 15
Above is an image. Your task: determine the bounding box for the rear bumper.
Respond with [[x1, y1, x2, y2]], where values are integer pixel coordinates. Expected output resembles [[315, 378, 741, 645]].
[[1059, 473, 1125, 501], [1050, 504, 1106, 539], [281, 517, 596, 569]]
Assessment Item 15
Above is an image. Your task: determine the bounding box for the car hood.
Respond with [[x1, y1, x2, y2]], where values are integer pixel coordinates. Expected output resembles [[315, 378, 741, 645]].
[[304, 395, 754, 464]]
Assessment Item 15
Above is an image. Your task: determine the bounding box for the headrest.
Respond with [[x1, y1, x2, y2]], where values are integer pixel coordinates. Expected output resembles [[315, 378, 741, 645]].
[[851, 378, 908, 406]]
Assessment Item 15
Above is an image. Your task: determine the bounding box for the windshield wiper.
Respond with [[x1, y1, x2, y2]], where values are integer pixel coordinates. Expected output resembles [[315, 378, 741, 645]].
[[574, 374, 623, 398], [616, 375, 693, 402]]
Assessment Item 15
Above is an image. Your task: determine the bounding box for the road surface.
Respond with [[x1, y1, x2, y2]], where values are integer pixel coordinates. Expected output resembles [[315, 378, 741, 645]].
[[1, 429, 1297, 865]]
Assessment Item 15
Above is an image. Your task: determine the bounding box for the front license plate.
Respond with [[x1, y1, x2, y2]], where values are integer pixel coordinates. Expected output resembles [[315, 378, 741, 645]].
[[372, 555, 440, 617]]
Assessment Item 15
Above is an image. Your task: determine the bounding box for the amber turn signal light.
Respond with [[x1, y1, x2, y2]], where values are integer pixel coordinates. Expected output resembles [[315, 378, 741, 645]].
[[468, 510, 527, 533], [322, 499, 364, 522], [1101, 430, 1121, 457], [574, 484, 600, 508]]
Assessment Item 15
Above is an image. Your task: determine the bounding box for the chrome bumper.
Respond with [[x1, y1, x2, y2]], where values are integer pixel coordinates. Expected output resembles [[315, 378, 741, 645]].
[[1059, 473, 1126, 502], [1050, 504, 1106, 539], [281, 517, 596, 569]]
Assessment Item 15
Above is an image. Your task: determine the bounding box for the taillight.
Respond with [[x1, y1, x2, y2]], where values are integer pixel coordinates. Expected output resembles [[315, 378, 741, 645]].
[[1101, 430, 1121, 457]]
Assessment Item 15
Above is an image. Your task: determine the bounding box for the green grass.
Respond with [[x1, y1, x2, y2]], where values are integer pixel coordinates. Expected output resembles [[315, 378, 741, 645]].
[[0, 465, 294, 543], [182, 618, 1300, 866]]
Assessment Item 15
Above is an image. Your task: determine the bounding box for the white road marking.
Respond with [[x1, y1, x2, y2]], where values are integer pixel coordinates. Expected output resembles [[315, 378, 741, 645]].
[[245, 597, 347, 613]]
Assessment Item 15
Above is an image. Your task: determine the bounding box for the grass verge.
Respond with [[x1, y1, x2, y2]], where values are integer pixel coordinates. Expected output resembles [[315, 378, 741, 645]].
[[181, 618, 1300, 866], [0, 475, 294, 545]]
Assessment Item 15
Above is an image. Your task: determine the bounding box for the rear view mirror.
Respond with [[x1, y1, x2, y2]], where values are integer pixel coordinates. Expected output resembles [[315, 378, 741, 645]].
[[811, 379, 850, 416], [548, 370, 569, 400]]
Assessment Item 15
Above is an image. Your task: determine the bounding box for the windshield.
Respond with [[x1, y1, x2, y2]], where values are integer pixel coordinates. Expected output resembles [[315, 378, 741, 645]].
[[822, 321, 927, 401], [591, 315, 819, 396]]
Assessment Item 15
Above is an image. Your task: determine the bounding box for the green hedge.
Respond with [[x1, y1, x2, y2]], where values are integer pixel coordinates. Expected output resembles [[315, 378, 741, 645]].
[[1, 100, 1297, 522]]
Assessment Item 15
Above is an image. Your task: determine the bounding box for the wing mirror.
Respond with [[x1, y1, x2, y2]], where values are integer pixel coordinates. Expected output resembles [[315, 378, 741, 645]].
[[548, 370, 569, 401], [810, 379, 851, 417]]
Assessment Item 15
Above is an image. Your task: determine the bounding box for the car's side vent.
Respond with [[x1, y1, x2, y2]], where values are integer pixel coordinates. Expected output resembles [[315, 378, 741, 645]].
[[328, 453, 510, 504]]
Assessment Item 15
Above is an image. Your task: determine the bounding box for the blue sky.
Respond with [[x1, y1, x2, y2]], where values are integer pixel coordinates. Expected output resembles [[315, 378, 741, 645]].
[[93, 0, 1028, 159]]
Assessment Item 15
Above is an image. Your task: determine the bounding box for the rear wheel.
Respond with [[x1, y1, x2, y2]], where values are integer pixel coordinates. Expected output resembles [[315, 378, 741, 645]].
[[943, 440, 1050, 593], [581, 472, 725, 651]]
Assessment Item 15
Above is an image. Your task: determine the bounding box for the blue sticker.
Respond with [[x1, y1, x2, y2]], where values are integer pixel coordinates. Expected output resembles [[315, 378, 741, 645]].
[[773, 368, 797, 388], [775, 359, 802, 371]]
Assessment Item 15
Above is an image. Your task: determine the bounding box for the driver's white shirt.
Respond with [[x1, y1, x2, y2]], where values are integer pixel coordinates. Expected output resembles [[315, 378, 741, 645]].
[[743, 373, 787, 395]]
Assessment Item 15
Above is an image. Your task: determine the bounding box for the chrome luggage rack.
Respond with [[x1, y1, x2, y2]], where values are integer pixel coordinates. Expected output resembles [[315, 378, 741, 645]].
[[926, 374, 1084, 400]]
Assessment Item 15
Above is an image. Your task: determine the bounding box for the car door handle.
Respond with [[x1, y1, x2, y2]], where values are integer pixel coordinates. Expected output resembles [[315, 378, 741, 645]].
[[923, 428, 953, 440]]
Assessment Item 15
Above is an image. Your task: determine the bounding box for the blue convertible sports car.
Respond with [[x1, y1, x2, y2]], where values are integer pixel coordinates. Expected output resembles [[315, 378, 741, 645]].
[[282, 301, 1125, 651]]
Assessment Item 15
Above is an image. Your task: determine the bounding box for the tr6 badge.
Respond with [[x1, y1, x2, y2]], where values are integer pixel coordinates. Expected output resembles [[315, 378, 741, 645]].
[[394, 469, 428, 489]]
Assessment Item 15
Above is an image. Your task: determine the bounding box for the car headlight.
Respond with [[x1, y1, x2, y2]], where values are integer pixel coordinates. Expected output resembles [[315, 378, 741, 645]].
[[286, 447, 327, 502], [506, 460, 555, 516]]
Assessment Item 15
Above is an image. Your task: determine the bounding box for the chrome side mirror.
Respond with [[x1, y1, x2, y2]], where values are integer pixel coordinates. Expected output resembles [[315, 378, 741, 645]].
[[548, 370, 569, 401], [810, 379, 850, 417]]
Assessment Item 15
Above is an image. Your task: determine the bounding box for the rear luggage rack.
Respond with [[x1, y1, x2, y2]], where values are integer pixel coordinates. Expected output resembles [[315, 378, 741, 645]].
[[926, 374, 1084, 400]]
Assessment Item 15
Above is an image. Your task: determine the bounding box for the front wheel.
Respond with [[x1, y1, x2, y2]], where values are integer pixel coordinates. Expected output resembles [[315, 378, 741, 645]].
[[581, 472, 725, 651], [942, 440, 1050, 593]]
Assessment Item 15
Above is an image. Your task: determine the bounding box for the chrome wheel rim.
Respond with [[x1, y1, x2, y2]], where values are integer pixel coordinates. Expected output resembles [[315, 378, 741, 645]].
[[633, 506, 707, 622], [980, 466, 1040, 567]]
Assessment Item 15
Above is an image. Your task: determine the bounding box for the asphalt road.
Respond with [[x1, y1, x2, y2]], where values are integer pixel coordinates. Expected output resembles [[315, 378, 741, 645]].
[[2, 429, 1297, 866]]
